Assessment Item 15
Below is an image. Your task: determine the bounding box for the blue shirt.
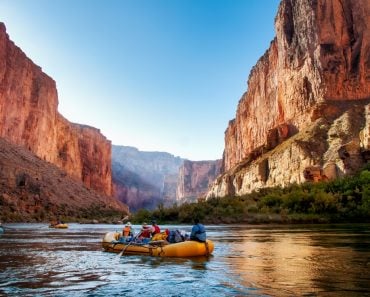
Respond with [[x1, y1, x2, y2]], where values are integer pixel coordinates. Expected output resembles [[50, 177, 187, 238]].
[[190, 223, 206, 242]]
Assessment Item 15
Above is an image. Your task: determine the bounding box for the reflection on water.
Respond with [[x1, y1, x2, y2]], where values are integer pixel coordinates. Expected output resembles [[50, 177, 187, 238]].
[[0, 224, 369, 296]]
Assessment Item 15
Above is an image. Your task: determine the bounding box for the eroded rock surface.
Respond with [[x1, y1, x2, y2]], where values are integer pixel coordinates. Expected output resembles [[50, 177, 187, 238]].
[[208, 0, 370, 198], [0, 23, 112, 196]]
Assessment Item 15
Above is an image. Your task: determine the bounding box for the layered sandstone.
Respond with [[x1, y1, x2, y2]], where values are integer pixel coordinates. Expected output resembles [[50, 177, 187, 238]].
[[208, 0, 370, 198], [207, 103, 370, 198], [0, 137, 127, 222], [177, 160, 222, 204], [224, 0, 370, 172], [0, 23, 112, 195], [112, 146, 183, 211]]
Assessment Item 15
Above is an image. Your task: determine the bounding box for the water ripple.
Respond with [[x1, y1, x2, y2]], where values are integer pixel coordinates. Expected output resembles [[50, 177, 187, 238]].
[[1, 223, 370, 296]]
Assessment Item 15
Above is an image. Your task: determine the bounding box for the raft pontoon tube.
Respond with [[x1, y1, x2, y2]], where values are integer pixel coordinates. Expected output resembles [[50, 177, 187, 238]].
[[102, 232, 214, 257]]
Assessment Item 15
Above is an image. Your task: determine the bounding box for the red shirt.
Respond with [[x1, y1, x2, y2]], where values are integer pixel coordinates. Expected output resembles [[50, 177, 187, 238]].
[[152, 224, 160, 235], [140, 228, 151, 238]]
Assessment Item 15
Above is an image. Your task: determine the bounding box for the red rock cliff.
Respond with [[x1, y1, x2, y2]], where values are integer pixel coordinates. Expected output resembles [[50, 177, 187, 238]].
[[208, 0, 370, 198], [0, 23, 112, 196], [176, 160, 222, 204], [224, 0, 370, 171]]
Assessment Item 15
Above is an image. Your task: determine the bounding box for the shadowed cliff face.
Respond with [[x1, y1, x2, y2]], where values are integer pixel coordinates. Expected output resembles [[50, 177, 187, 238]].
[[112, 146, 223, 210], [112, 146, 184, 211], [0, 23, 112, 196], [0, 138, 127, 222], [209, 0, 370, 198], [176, 160, 222, 204]]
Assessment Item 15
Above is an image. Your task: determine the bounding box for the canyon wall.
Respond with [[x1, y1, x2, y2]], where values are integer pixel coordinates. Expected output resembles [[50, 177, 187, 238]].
[[176, 160, 222, 204], [208, 0, 370, 198], [224, 0, 370, 172], [112, 146, 223, 209], [0, 22, 112, 196], [207, 103, 370, 198], [162, 174, 179, 207], [112, 145, 184, 211], [0, 137, 128, 222]]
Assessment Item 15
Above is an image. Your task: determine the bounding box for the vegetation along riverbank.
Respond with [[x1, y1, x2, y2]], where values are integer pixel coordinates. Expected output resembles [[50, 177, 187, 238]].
[[131, 165, 370, 225], [2, 165, 369, 225]]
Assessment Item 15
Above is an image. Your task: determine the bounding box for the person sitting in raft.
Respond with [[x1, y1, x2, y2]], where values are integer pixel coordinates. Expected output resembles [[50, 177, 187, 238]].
[[190, 218, 206, 242], [138, 223, 152, 243], [149, 221, 167, 242], [122, 222, 133, 241], [150, 220, 160, 236]]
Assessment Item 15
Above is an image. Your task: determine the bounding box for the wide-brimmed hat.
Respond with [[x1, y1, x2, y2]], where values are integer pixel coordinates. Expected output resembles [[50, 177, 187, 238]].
[[125, 222, 132, 226]]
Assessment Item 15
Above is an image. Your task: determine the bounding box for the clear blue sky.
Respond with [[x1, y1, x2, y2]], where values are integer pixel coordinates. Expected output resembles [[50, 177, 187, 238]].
[[0, 0, 280, 161]]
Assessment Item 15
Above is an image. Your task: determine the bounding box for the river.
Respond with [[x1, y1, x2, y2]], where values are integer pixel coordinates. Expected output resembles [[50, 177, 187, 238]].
[[0, 223, 369, 296]]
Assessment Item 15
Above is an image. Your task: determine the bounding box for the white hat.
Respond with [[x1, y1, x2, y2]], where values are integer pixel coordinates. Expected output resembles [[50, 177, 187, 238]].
[[125, 222, 132, 226]]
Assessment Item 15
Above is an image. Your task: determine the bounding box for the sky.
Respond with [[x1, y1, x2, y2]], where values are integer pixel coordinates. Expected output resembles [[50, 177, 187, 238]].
[[0, 0, 280, 161]]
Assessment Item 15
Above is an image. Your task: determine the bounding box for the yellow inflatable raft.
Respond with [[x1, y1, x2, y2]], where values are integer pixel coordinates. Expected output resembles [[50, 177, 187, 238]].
[[102, 232, 214, 257], [49, 223, 68, 229]]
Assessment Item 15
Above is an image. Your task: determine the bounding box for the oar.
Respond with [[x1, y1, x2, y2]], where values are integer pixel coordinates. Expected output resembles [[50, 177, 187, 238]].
[[118, 231, 142, 257]]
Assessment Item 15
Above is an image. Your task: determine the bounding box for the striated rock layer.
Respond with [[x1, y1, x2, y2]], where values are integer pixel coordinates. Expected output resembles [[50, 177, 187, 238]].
[[207, 103, 370, 198], [112, 146, 184, 211], [177, 160, 222, 204], [112, 146, 222, 209], [0, 22, 112, 196], [224, 0, 370, 171], [208, 0, 370, 198], [0, 137, 128, 222]]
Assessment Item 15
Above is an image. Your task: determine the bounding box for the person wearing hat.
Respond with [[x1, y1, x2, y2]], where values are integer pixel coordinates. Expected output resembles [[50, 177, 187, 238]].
[[122, 222, 133, 239], [139, 223, 151, 238]]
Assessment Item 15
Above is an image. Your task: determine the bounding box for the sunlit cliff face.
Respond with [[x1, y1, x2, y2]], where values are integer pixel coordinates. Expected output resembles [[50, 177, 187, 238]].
[[208, 0, 370, 198], [0, 23, 112, 196], [224, 0, 370, 171]]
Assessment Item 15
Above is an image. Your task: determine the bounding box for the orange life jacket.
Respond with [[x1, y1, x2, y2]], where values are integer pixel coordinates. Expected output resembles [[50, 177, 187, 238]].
[[123, 226, 131, 237]]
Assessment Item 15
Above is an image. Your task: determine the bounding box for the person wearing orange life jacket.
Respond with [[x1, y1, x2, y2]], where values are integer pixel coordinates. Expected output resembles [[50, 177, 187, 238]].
[[122, 222, 133, 238]]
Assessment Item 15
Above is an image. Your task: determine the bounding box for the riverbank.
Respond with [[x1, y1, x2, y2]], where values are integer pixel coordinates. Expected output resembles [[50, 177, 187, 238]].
[[131, 165, 370, 225], [2, 166, 369, 225]]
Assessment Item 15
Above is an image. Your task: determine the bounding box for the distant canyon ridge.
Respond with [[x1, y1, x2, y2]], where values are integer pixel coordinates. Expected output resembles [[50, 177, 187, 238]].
[[1, 0, 370, 220], [112, 146, 222, 211]]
